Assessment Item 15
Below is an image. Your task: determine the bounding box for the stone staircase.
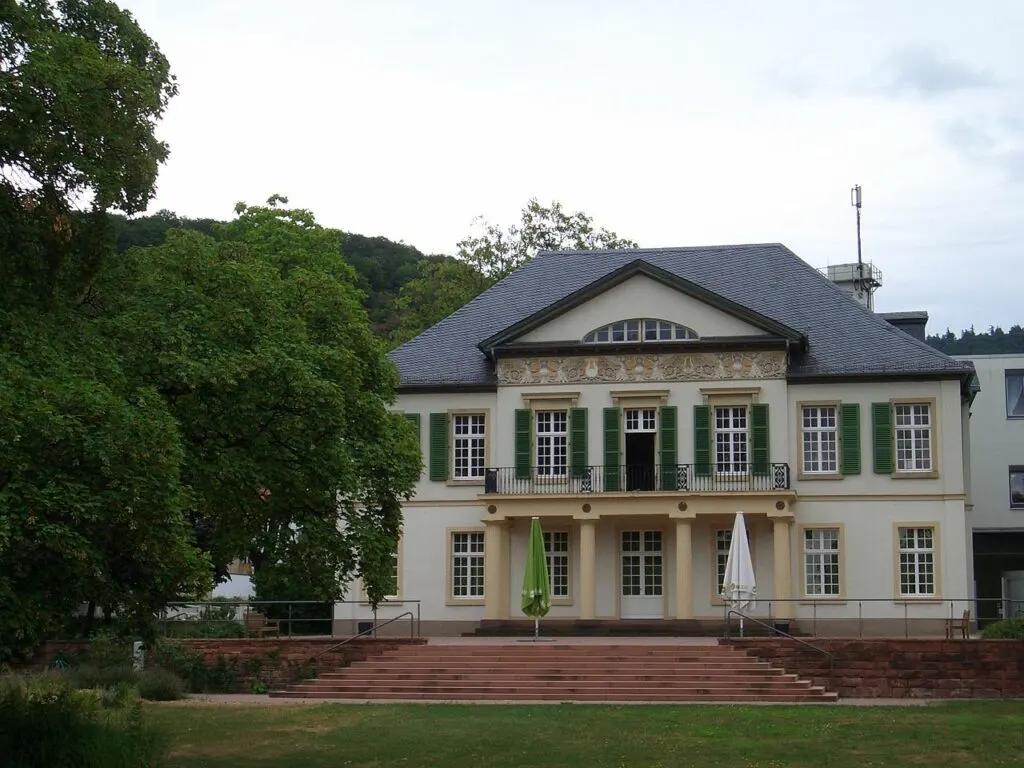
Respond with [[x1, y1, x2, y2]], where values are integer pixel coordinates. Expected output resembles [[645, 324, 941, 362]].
[[272, 642, 838, 702]]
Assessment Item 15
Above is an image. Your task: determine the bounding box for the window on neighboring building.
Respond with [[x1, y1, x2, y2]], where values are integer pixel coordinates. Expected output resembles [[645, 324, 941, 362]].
[[894, 403, 932, 472], [452, 414, 486, 480], [1007, 371, 1024, 418], [583, 318, 698, 343], [535, 410, 568, 477], [1011, 466, 1024, 509], [451, 532, 484, 599], [715, 406, 748, 473], [803, 528, 840, 596], [898, 527, 936, 597], [544, 530, 570, 599], [802, 406, 838, 474]]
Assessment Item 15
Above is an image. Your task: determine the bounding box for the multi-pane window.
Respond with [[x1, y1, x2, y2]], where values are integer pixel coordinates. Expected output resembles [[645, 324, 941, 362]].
[[386, 547, 400, 598], [583, 318, 699, 343], [715, 529, 732, 595], [544, 531, 570, 598], [452, 414, 486, 479], [715, 406, 748, 473], [451, 532, 484, 599], [1010, 466, 1024, 509], [1007, 371, 1024, 418], [803, 528, 840, 596], [536, 410, 568, 477], [802, 406, 838, 474], [624, 408, 657, 433], [898, 527, 936, 597], [894, 404, 932, 472]]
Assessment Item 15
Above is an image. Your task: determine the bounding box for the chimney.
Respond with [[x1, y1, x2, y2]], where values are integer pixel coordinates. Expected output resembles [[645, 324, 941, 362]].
[[879, 311, 929, 342]]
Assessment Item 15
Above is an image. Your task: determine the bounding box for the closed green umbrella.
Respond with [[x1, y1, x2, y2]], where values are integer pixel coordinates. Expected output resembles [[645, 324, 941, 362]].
[[521, 517, 551, 641]]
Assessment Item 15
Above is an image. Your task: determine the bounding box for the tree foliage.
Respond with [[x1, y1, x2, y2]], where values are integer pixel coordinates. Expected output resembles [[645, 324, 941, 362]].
[[926, 325, 1024, 355], [387, 258, 490, 347], [456, 197, 638, 281]]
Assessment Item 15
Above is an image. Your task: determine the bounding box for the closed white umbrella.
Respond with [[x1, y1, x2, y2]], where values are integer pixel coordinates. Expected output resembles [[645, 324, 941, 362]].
[[721, 511, 757, 636]]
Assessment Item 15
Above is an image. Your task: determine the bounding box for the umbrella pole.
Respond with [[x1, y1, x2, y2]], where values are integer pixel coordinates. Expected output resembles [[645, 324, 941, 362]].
[[740, 616, 744, 638], [534, 617, 539, 642]]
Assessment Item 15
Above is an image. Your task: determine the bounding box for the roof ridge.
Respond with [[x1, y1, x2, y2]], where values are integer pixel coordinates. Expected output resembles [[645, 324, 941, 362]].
[[537, 242, 785, 257]]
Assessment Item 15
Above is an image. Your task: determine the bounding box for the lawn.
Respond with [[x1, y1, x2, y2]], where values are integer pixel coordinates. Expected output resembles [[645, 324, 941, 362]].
[[147, 701, 1024, 767]]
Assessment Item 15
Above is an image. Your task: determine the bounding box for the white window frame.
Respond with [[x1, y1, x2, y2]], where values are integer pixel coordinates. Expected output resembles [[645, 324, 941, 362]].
[[803, 528, 840, 597], [450, 531, 485, 599], [894, 403, 932, 472], [801, 405, 838, 475], [621, 530, 663, 597], [624, 408, 657, 433], [715, 405, 749, 474], [583, 318, 699, 343], [715, 528, 732, 596], [544, 530, 570, 599], [535, 410, 568, 478], [1006, 371, 1024, 418], [452, 413, 486, 480], [898, 526, 936, 597]]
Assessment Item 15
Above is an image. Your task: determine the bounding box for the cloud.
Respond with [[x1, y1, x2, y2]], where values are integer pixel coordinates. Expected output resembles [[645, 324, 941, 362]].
[[942, 112, 1024, 183], [872, 46, 996, 99]]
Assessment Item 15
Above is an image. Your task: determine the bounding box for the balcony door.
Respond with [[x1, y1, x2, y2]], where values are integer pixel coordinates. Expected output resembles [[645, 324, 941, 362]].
[[620, 530, 664, 618], [624, 408, 657, 491]]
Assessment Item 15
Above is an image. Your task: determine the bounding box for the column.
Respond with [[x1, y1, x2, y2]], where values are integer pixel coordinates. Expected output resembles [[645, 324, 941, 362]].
[[674, 518, 694, 619], [772, 518, 794, 619], [578, 519, 597, 620], [483, 520, 508, 620]]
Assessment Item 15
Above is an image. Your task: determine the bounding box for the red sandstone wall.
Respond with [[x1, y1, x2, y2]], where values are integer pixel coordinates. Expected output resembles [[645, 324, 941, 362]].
[[725, 638, 1024, 698]]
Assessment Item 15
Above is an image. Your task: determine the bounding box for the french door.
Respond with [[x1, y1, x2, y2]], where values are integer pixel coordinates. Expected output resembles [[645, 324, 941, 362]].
[[620, 530, 664, 618]]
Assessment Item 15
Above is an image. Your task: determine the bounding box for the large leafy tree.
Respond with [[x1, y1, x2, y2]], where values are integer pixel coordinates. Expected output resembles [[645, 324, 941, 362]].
[[97, 198, 421, 607], [0, 0, 206, 657], [457, 197, 638, 281]]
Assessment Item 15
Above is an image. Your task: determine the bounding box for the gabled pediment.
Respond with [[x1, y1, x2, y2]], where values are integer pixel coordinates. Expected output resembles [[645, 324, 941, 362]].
[[478, 260, 804, 356]]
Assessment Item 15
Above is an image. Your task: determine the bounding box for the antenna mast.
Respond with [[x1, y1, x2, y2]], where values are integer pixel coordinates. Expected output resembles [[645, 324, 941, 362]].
[[851, 183, 863, 270]]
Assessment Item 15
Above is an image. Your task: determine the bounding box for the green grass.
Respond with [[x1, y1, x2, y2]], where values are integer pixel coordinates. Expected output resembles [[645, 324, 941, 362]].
[[147, 701, 1024, 768]]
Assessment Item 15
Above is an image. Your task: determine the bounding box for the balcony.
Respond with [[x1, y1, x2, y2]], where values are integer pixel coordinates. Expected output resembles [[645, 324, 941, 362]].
[[482, 464, 791, 496]]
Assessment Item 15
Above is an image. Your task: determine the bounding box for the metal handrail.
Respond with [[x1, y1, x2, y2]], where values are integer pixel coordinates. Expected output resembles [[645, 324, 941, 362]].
[[315, 610, 417, 659], [725, 609, 835, 678]]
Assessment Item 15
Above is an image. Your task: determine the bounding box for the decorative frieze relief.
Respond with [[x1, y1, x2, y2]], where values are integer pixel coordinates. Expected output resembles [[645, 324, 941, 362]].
[[496, 351, 787, 385]]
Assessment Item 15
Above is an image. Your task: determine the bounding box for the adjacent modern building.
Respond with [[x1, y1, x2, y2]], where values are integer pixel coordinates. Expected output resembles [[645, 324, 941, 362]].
[[335, 244, 977, 636], [953, 353, 1024, 626]]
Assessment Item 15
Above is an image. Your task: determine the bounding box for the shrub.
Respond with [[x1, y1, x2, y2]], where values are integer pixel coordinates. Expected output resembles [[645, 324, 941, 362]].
[[68, 664, 139, 690], [137, 669, 185, 701], [252, 680, 269, 695], [151, 640, 208, 693], [0, 675, 164, 767], [981, 618, 1024, 639]]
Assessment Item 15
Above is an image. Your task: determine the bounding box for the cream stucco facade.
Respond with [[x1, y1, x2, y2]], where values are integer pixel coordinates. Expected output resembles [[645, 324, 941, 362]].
[[337, 250, 976, 637]]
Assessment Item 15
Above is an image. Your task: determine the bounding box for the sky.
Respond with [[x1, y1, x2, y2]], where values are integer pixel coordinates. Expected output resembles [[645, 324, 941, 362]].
[[118, 0, 1023, 335]]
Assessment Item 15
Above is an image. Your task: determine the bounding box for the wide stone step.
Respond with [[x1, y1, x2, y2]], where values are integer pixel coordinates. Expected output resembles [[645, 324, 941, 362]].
[[285, 682, 823, 694], [321, 672, 797, 683], [347, 663, 774, 673], [272, 690, 837, 702]]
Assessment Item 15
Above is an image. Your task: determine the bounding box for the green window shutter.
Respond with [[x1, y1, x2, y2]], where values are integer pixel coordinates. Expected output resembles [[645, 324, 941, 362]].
[[658, 405, 678, 490], [839, 403, 861, 475], [514, 409, 532, 480], [428, 412, 449, 481], [404, 413, 421, 444], [871, 402, 893, 474], [751, 403, 770, 475], [570, 407, 588, 479], [603, 407, 621, 491], [694, 405, 711, 477]]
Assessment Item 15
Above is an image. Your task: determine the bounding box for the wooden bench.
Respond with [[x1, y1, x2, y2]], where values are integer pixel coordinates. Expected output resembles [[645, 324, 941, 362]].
[[946, 608, 971, 639], [244, 610, 280, 637]]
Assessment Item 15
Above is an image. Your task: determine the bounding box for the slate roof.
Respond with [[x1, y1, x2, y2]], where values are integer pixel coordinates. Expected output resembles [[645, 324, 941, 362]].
[[388, 244, 974, 387]]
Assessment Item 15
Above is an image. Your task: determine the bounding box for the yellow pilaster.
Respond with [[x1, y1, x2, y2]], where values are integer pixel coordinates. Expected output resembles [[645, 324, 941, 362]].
[[772, 517, 794, 619], [578, 519, 597, 619], [674, 518, 694, 619], [484, 520, 509, 620]]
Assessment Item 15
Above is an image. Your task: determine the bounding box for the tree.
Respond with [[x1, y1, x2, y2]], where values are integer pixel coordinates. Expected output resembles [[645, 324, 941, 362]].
[[457, 197, 638, 281], [926, 325, 1024, 355], [388, 259, 490, 347], [0, 0, 207, 657], [97, 198, 421, 608]]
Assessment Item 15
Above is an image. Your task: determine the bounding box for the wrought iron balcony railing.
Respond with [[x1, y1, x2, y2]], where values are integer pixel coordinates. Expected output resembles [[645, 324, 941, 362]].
[[482, 464, 791, 495]]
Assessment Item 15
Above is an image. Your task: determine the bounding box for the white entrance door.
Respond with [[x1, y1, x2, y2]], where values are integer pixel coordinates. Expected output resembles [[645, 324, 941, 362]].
[[620, 530, 664, 618]]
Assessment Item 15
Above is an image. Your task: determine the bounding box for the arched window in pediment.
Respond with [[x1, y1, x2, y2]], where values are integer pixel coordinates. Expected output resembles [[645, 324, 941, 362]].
[[582, 318, 699, 344]]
